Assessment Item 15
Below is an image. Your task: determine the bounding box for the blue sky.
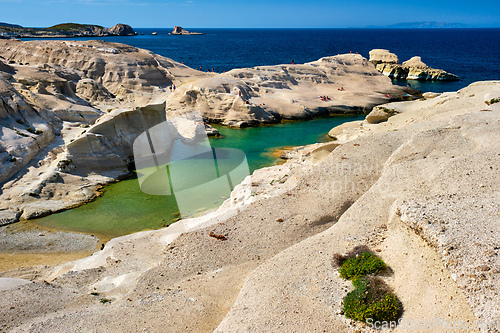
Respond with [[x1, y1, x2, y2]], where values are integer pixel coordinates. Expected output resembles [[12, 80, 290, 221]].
[[1, 0, 499, 28]]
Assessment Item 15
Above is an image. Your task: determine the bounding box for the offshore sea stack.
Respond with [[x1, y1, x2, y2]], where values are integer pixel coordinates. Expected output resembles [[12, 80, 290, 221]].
[[369, 49, 459, 80], [170, 26, 204, 35], [107, 23, 136, 36]]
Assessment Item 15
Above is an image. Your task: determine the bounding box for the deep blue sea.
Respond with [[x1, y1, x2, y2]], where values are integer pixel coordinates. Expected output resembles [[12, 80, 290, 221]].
[[50, 28, 500, 93]]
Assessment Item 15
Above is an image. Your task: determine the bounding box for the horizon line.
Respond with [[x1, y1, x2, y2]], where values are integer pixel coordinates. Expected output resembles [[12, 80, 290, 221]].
[[131, 26, 500, 29]]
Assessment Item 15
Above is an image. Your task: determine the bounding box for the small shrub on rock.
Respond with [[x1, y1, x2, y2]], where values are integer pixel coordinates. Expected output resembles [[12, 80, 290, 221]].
[[342, 276, 400, 322], [339, 252, 386, 279], [379, 107, 397, 115], [336, 249, 402, 325]]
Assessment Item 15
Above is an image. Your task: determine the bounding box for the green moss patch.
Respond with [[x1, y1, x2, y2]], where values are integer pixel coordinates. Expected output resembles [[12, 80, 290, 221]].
[[379, 107, 398, 115], [335, 248, 402, 325], [339, 252, 386, 279], [342, 276, 400, 322]]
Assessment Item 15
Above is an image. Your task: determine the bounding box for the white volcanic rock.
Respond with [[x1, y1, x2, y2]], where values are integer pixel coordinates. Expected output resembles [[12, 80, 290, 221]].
[[371, 49, 459, 81], [0, 79, 56, 184], [0, 209, 21, 226], [0, 67, 107, 222], [0, 278, 30, 292], [0, 59, 14, 75], [0, 39, 214, 223], [1, 82, 497, 332], [0, 40, 410, 128], [0, 42, 409, 225], [369, 48, 399, 64], [402, 56, 427, 68], [376, 62, 460, 80], [75, 78, 115, 102], [67, 103, 167, 170], [365, 104, 401, 124], [422, 91, 440, 99], [215, 81, 500, 332], [327, 120, 362, 139], [0, 39, 207, 108], [167, 54, 410, 126]]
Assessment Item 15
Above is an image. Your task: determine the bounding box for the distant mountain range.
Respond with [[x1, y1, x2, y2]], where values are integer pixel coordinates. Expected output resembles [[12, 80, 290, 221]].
[[366, 22, 472, 29]]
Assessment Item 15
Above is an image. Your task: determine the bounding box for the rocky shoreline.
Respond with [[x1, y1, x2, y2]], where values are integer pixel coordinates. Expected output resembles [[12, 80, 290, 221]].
[[0, 39, 418, 226], [0, 80, 498, 332]]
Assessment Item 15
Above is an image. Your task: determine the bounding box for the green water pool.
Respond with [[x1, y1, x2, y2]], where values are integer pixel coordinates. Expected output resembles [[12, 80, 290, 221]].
[[34, 115, 364, 238]]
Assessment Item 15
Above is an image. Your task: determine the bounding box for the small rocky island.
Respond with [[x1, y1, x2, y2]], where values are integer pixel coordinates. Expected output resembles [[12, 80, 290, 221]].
[[0, 23, 136, 38], [369, 49, 459, 81], [169, 26, 204, 35]]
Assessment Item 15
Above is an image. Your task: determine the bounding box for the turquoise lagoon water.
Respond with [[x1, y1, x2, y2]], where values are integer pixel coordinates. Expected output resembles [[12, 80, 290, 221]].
[[34, 115, 364, 238]]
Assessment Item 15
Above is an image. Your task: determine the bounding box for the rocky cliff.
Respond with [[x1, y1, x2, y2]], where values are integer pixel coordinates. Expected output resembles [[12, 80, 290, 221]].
[[0, 39, 206, 107], [66, 103, 167, 170], [107, 24, 136, 36], [0, 39, 209, 221], [369, 49, 459, 81]]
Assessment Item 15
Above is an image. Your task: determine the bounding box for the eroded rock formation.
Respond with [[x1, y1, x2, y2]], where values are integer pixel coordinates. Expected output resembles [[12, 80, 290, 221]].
[[167, 54, 413, 127], [368, 48, 399, 64], [0, 39, 209, 221], [107, 23, 136, 36], [0, 37, 498, 332], [66, 103, 167, 170], [0, 78, 57, 184], [369, 49, 459, 81], [0, 40, 412, 223]]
